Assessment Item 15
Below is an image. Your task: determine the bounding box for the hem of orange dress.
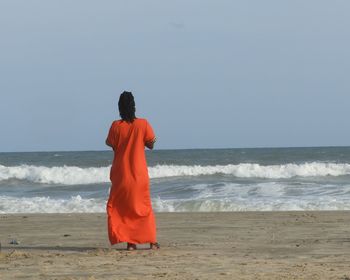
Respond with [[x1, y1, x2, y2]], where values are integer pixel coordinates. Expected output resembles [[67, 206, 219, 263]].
[[110, 239, 156, 245]]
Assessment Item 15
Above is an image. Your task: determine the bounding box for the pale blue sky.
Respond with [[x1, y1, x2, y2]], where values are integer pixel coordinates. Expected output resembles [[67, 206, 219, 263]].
[[0, 1, 349, 152]]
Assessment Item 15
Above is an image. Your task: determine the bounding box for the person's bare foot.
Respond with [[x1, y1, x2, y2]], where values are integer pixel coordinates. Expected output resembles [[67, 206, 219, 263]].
[[150, 242, 160, 250], [127, 243, 137, 251]]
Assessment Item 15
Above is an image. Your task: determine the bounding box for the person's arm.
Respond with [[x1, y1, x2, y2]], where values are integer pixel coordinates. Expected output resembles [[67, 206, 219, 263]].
[[145, 138, 156, 150], [105, 139, 113, 149], [144, 120, 156, 150], [106, 121, 117, 150]]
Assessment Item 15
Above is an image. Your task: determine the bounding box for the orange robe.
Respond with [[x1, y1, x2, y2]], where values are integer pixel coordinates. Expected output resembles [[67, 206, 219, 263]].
[[106, 118, 157, 245]]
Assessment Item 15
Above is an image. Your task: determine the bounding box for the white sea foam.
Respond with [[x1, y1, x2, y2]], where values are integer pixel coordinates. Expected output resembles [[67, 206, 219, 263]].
[[152, 181, 350, 212], [0, 165, 110, 185], [152, 197, 350, 212], [0, 195, 105, 213], [1, 193, 350, 213], [1, 162, 350, 185], [148, 162, 350, 179], [1, 179, 350, 213]]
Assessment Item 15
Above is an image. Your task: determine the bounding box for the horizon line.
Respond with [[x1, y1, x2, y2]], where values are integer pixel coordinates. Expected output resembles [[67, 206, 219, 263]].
[[1, 145, 350, 154]]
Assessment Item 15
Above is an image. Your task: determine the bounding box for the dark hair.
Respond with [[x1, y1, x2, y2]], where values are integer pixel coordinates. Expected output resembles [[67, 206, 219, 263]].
[[118, 91, 136, 122]]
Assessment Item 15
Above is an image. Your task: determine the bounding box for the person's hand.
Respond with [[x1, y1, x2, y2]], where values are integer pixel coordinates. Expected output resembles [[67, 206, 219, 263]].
[[145, 138, 156, 150], [106, 139, 113, 148]]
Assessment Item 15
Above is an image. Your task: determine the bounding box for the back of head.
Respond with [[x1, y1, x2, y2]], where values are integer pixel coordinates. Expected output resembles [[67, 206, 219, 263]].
[[118, 91, 136, 122]]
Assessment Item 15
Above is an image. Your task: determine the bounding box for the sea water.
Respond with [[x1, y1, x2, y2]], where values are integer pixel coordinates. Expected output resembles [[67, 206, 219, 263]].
[[1, 147, 350, 213]]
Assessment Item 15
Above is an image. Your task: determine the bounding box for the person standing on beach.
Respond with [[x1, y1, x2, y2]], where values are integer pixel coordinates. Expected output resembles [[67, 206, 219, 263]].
[[105, 91, 159, 251]]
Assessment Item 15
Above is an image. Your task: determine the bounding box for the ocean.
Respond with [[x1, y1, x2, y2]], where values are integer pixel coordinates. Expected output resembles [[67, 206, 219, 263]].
[[1, 147, 350, 213]]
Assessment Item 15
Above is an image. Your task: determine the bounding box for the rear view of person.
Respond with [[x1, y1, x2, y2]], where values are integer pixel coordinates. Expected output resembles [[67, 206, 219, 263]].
[[106, 91, 159, 250]]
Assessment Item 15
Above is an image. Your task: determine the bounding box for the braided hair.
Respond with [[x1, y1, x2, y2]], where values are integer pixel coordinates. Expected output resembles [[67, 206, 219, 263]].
[[118, 91, 136, 122]]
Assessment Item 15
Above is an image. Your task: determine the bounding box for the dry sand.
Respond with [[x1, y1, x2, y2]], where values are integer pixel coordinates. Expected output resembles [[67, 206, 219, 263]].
[[1, 212, 350, 279]]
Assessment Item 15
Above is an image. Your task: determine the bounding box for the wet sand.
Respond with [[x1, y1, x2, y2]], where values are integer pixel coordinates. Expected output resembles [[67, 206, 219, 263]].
[[1, 212, 350, 279]]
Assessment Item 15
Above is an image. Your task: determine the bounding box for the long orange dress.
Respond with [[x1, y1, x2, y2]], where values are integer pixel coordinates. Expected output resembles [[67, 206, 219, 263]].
[[106, 118, 157, 245]]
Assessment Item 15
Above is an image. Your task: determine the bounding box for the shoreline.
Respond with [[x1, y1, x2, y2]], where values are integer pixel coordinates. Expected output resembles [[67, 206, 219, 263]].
[[1, 211, 350, 279]]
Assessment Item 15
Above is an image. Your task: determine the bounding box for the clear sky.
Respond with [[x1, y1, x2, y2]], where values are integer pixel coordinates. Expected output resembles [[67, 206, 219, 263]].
[[1, 1, 349, 152]]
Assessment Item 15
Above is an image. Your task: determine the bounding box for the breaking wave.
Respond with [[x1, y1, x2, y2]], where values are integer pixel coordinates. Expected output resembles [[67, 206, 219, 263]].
[[1, 162, 350, 185], [1, 193, 350, 213], [0, 195, 105, 213]]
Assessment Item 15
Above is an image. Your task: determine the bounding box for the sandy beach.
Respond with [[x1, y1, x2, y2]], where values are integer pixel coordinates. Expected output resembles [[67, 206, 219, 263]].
[[1, 212, 350, 279]]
